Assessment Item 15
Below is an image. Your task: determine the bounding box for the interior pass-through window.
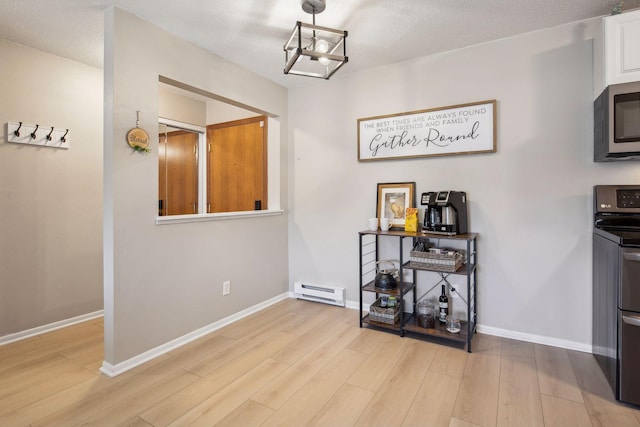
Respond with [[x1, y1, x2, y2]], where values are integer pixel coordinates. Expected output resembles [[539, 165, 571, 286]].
[[158, 80, 269, 217]]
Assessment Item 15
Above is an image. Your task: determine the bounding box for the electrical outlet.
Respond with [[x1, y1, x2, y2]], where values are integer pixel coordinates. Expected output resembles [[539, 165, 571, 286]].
[[223, 280, 231, 296]]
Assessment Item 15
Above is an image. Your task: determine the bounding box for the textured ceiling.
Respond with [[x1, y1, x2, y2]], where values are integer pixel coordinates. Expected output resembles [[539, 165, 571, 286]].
[[0, 0, 637, 88]]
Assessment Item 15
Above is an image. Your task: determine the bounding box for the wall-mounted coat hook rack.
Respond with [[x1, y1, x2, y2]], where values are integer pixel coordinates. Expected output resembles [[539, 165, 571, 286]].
[[5, 122, 70, 149]]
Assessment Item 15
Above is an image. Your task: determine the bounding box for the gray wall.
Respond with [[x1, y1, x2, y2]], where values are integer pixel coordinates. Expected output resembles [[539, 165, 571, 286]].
[[0, 40, 103, 337], [288, 17, 640, 350], [104, 8, 289, 365]]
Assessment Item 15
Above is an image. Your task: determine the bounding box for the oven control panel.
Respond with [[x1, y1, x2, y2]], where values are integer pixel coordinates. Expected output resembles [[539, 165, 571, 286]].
[[595, 185, 640, 213], [617, 190, 640, 208]]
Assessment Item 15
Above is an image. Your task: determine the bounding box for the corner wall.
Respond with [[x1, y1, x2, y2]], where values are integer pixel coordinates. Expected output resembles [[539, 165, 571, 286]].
[[0, 40, 103, 337], [288, 18, 640, 350], [104, 8, 289, 365]]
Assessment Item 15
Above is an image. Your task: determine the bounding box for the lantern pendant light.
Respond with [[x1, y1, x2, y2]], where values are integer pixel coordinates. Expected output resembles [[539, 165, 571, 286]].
[[283, 0, 348, 79]]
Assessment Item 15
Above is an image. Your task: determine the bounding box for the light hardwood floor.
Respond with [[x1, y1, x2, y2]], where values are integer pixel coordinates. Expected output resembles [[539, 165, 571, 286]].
[[1, 298, 640, 426]]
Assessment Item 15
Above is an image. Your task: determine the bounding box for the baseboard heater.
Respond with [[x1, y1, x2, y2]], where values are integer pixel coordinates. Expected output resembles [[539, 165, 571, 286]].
[[294, 281, 346, 307]]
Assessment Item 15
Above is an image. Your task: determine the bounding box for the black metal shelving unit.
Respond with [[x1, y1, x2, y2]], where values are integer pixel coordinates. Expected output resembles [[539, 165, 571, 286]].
[[358, 229, 478, 352]]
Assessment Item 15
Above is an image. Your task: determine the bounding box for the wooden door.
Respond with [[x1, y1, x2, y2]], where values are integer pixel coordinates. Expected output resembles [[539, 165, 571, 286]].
[[158, 130, 199, 215], [207, 116, 267, 213]]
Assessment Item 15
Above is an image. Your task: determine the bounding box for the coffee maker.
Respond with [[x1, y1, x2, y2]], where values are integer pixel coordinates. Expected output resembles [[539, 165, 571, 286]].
[[421, 191, 468, 235]]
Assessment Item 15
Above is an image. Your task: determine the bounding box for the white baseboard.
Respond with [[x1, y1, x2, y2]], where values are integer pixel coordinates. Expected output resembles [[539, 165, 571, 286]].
[[293, 296, 363, 312], [477, 324, 592, 353], [342, 299, 592, 353], [346, 299, 361, 311], [0, 310, 104, 346], [100, 292, 290, 377]]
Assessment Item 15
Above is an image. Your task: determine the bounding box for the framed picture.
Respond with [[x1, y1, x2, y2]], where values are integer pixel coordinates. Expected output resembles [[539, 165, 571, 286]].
[[376, 182, 416, 230]]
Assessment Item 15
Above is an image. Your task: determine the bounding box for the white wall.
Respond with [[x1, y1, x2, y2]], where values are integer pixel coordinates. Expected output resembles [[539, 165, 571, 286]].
[[206, 100, 257, 124], [0, 40, 103, 337], [288, 18, 640, 350], [104, 8, 289, 365], [159, 88, 206, 127]]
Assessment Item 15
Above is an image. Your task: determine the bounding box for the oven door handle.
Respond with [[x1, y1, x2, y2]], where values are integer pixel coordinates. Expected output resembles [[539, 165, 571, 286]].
[[622, 314, 640, 327], [623, 252, 640, 262]]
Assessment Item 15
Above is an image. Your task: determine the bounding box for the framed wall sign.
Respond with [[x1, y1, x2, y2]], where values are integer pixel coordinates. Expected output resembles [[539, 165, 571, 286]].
[[358, 100, 496, 161], [377, 182, 416, 230]]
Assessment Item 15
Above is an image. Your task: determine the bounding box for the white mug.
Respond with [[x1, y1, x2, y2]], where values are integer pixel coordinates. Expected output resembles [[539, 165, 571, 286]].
[[380, 217, 391, 231], [368, 218, 378, 231]]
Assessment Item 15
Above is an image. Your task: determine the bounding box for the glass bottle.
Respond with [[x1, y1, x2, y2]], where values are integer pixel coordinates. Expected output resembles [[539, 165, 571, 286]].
[[439, 284, 449, 323]]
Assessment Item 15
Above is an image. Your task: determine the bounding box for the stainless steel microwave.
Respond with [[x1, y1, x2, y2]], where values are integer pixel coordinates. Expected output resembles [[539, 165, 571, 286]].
[[595, 81, 640, 162]]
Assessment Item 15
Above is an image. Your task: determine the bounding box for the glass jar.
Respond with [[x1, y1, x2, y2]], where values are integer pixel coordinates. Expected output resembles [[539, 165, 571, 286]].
[[380, 296, 388, 308], [417, 300, 435, 328]]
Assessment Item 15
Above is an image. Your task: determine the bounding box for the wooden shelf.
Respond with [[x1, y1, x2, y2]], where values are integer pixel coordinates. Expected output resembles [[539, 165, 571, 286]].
[[403, 261, 476, 276], [362, 313, 405, 332], [359, 229, 478, 240], [362, 281, 415, 296], [402, 317, 471, 343]]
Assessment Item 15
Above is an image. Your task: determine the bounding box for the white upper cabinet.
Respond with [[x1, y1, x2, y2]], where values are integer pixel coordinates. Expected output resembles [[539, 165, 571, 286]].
[[606, 9, 640, 85], [593, 9, 640, 99]]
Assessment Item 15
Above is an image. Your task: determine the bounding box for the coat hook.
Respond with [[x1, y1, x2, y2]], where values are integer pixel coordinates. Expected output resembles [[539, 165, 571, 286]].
[[61, 129, 69, 143], [46, 126, 54, 141], [14, 122, 22, 137], [31, 124, 39, 139]]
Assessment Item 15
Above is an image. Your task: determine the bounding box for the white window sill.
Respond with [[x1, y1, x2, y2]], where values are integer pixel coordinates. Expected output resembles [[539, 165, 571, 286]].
[[156, 209, 284, 225]]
